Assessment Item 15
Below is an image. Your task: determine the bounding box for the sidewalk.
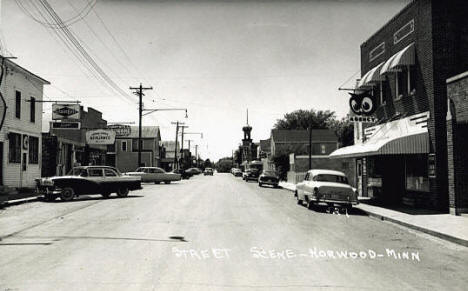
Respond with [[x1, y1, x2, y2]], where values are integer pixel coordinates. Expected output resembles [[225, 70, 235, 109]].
[[279, 181, 468, 247], [0, 186, 40, 207]]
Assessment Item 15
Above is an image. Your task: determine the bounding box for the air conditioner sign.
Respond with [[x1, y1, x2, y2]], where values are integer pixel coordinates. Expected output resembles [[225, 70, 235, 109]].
[[86, 129, 116, 145], [52, 104, 80, 120]]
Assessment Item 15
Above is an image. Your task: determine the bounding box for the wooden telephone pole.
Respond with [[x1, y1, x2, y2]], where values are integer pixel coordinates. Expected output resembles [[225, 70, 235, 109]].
[[130, 83, 152, 167]]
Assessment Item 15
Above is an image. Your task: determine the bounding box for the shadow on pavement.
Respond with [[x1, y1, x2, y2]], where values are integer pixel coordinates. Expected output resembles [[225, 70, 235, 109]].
[[15, 235, 188, 243], [39, 195, 144, 203]]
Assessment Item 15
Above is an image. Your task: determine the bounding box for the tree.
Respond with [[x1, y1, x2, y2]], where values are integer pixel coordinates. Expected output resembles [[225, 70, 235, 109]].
[[215, 158, 233, 173], [274, 109, 336, 130], [327, 118, 354, 147]]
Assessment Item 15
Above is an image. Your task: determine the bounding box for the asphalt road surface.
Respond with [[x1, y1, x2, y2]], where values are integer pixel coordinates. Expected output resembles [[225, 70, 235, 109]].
[[1, 173, 468, 290]]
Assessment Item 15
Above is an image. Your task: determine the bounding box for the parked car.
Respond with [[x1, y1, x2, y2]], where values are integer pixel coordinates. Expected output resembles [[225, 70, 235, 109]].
[[173, 168, 192, 179], [204, 168, 214, 176], [186, 168, 202, 175], [232, 168, 242, 177], [36, 166, 142, 202], [295, 169, 358, 209], [258, 170, 279, 188], [125, 167, 181, 184], [244, 168, 261, 181]]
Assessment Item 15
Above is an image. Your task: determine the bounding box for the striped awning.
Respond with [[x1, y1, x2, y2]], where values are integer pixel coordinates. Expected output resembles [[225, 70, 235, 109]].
[[357, 62, 385, 88], [329, 111, 430, 159], [380, 43, 415, 75], [329, 132, 429, 158]]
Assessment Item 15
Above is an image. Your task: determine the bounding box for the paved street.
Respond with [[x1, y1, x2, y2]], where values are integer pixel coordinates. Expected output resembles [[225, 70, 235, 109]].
[[1, 174, 468, 291]]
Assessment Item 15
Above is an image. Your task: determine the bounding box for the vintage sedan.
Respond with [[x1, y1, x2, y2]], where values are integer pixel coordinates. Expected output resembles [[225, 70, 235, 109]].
[[258, 170, 279, 188], [125, 167, 181, 184], [36, 166, 142, 202], [203, 168, 214, 176], [295, 169, 358, 209]]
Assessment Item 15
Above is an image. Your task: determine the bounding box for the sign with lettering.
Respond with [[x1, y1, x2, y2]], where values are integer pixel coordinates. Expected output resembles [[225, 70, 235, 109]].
[[107, 124, 132, 137], [394, 19, 414, 44], [51, 121, 81, 129], [52, 104, 80, 120], [86, 129, 116, 145]]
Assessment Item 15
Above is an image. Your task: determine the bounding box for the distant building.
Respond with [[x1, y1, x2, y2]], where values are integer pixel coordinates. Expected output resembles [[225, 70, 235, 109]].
[[110, 126, 162, 173], [42, 106, 108, 177], [270, 129, 338, 158], [0, 57, 50, 188], [160, 141, 179, 171]]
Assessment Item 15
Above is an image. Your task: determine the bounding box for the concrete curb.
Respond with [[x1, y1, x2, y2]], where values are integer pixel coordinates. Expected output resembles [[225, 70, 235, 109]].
[[358, 207, 468, 247], [280, 184, 468, 247], [0, 195, 40, 208]]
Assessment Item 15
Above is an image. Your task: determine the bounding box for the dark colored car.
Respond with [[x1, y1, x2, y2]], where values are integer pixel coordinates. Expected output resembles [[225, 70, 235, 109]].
[[244, 168, 261, 181], [173, 168, 192, 179], [186, 168, 202, 175], [36, 166, 142, 202], [204, 168, 214, 176], [258, 170, 280, 188]]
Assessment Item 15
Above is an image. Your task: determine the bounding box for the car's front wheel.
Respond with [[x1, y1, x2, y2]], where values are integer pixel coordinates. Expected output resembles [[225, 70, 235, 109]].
[[116, 186, 129, 198], [60, 187, 75, 202]]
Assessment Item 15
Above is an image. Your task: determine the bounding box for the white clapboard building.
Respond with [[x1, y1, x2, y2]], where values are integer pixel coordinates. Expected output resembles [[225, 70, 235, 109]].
[[0, 58, 49, 188]]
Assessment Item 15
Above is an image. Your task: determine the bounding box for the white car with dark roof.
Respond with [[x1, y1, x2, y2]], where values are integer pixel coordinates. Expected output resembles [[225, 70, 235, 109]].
[[295, 169, 358, 209]]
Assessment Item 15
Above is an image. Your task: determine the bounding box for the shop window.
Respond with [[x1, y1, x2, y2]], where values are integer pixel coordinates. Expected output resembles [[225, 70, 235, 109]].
[[30, 97, 36, 122], [396, 66, 415, 99], [28, 136, 39, 164], [15, 91, 21, 119], [8, 133, 21, 163], [406, 155, 430, 192]]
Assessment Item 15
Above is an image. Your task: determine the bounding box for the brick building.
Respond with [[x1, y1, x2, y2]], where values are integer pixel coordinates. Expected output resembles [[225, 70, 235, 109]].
[[446, 71, 468, 215], [0, 57, 49, 187], [330, 0, 468, 212]]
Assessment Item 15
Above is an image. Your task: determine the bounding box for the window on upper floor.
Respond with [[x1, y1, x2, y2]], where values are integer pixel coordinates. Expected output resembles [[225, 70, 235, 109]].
[[29, 136, 39, 164], [30, 97, 36, 123], [121, 141, 127, 152], [395, 65, 416, 100], [15, 91, 21, 119]]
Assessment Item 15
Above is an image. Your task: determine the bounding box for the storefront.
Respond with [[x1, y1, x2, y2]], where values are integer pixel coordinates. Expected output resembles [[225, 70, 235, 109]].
[[330, 112, 431, 207]]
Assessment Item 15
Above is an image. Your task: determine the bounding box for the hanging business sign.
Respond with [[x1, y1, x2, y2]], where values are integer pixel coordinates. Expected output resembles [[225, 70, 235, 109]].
[[52, 104, 80, 120], [51, 121, 81, 129], [86, 129, 116, 145], [107, 124, 132, 137]]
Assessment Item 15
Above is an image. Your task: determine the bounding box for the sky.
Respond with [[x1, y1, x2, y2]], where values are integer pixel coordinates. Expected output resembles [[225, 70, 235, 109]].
[[1, 0, 410, 161]]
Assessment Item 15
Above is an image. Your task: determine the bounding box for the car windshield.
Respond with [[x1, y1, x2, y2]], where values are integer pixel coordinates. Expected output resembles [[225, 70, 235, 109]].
[[314, 174, 349, 184], [263, 170, 276, 176]]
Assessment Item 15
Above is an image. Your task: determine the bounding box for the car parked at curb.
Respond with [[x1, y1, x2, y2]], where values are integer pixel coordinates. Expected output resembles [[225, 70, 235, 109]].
[[295, 169, 358, 210], [258, 170, 279, 188], [36, 166, 142, 202], [125, 167, 181, 184], [232, 168, 242, 177]]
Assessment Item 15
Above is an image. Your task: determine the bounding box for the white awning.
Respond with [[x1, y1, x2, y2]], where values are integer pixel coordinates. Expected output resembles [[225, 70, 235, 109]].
[[380, 43, 415, 75], [329, 111, 430, 159], [357, 62, 385, 88]]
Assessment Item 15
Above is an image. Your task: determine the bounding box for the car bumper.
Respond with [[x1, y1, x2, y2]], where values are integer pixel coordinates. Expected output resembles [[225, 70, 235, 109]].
[[311, 198, 359, 206]]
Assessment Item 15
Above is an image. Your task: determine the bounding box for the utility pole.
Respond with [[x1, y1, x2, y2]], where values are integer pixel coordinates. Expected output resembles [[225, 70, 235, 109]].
[[171, 121, 184, 170], [195, 145, 198, 167], [308, 127, 312, 170], [130, 83, 153, 168]]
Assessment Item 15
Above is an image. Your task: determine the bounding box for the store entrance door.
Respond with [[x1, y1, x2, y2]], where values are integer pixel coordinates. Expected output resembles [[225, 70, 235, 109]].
[[382, 157, 405, 205]]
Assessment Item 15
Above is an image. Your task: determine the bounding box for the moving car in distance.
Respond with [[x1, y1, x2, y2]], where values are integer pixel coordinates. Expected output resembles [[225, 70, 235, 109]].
[[204, 168, 214, 176], [173, 168, 192, 179], [36, 166, 142, 202], [258, 170, 280, 188], [125, 167, 181, 184], [295, 169, 358, 210]]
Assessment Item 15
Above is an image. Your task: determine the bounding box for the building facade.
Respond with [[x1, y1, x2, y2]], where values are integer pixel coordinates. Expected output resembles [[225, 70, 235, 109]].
[[330, 0, 468, 212], [42, 106, 108, 177], [0, 58, 49, 188], [109, 126, 161, 173]]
